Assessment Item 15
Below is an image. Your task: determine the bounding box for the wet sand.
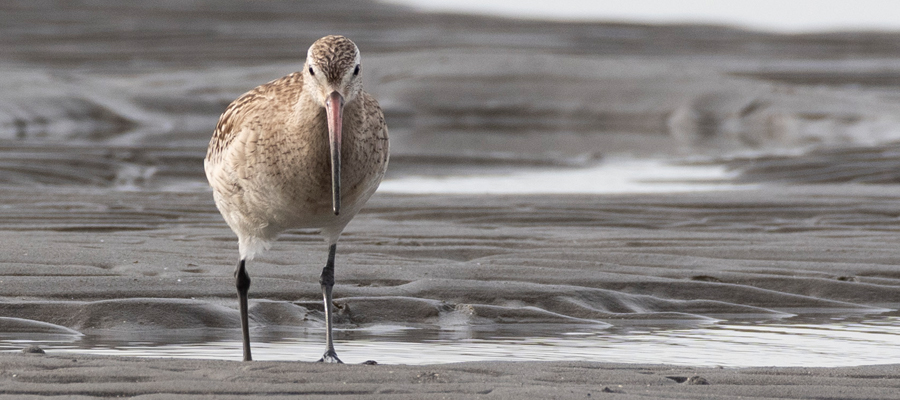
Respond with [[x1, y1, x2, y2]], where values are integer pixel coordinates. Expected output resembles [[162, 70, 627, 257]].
[[5, 351, 900, 399], [3, 186, 900, 320], [4, 0, 900, 398], [3, 186, 900, 398]]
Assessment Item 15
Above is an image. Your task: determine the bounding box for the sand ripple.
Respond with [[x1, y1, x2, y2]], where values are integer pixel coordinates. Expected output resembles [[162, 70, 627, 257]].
[[0, 185, 898, 340]]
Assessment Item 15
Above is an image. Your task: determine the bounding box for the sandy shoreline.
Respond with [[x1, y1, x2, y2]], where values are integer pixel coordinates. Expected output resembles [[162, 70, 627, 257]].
[[2, 170, 900, 398], [3, 186, 900, 308], [2, 352, 899, 399], [4, 0, 900, 398], [4, 187, 900, 363]]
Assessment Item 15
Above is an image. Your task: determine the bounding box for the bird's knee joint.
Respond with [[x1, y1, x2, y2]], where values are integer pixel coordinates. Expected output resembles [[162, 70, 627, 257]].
[[236, 271, 251, 292]]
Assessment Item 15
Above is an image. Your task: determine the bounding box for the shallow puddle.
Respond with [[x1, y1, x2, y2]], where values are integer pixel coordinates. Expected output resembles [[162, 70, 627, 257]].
[[4, 315, 900, 367], [379, 159, 741, 195]]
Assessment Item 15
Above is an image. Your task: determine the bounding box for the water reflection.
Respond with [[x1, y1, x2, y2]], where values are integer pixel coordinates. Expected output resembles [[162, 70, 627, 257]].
[[3, 316, 900, 367]]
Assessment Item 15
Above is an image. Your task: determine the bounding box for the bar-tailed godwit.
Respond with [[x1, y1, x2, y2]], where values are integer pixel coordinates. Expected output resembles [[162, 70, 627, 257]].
[[205, 35, 389, 363]]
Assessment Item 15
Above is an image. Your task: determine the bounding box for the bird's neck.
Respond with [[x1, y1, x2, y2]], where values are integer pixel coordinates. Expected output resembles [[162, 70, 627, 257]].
[[292, 92, 361, 130]]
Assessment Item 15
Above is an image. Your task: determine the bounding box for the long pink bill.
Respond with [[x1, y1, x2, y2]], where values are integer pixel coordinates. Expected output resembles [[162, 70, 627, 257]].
[[325, 91, 344, 216]]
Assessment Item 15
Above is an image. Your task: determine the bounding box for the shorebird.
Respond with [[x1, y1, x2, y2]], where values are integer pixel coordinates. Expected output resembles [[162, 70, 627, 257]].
[[205, 35, 389, 363]]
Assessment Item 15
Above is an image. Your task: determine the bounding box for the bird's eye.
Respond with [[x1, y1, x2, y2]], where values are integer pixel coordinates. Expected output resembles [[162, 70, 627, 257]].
[[308, 67, 315, 76], [353, 65, 360, 76]]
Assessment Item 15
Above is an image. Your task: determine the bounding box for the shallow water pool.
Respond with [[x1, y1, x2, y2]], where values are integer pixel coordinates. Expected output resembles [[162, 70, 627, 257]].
[[4, 315, 900, 367], [379, 158, 741, 195]]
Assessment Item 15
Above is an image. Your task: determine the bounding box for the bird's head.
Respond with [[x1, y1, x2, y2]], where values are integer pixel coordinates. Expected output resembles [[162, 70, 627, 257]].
[[304, 35, 362, 109], [303, 35, 363, 216]]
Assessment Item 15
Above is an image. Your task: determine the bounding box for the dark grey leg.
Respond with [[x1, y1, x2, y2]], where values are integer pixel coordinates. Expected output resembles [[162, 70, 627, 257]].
[[317, 243, 342, 363], [235, 259, 252, 361]]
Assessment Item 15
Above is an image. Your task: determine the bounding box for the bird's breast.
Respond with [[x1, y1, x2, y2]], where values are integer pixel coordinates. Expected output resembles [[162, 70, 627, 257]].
[[244, 103, 385, 222]]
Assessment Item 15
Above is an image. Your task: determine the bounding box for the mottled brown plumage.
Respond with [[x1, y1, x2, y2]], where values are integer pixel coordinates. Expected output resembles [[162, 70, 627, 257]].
[[308, 35, 358, 85], [204, 35, 388, 363]]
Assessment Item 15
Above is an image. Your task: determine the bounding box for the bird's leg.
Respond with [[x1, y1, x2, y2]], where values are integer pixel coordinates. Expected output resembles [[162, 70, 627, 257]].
[[235, 259, 252, 361], [317, 243, 343, 363]]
